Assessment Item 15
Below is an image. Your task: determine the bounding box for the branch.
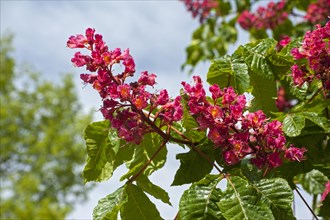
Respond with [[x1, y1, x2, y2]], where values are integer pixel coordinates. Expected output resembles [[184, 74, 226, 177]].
[[295, 188, 319, 220], [127, 138, 168, 184]]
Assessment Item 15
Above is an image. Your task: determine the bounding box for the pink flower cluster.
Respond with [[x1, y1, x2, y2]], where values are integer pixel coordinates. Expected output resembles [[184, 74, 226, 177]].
[[276, 87, 292, 112], [321, 181, 330, 202], [181, 0, 218, 23], [305, 0, 330, 24], [238, 0, 288, 30], [291, 22, 330, 91], [182, 76, 306, 169], [67, 28, 183, 144]]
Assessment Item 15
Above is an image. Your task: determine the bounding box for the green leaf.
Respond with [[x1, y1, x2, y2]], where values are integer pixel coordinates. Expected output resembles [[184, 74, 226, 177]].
[[241, 159, 263, 183], [172, 140, 214, 186], [93, 187, 127, 220], [319, 194, 330, 218], [179, 175, 223, 220], [254, 178, 295, 220], [218, 176, 274, 220], [83, 121, 114, 183], [296, 169, 329, 195], [242, 38, 277, 80], [120, 184, 162, 220], [249, 71, 278, 115], [207, 53, 250, 94], [302, 112, 330, 133], [283, 114, 305, 137], [136, 174, 171, 205], [121, 133, 167, 181]]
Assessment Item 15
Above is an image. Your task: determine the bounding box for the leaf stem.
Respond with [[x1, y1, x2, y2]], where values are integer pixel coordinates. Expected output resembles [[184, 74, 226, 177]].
[[127, 139, 168, 184], [307, 86, 322, 104], [295, 188, 319, 220]]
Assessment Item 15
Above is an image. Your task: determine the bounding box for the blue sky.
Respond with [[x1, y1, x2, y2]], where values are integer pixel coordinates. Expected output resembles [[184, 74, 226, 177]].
[[1, 1, 312, 219]]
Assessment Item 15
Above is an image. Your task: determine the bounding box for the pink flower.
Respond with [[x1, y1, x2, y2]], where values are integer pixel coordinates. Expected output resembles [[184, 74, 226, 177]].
[[138, 71, 157, 86], [321, 181, 330, 201], [71, 52, 89, 67], [182, 0, 219, 23], [291, 64, 307, 86], [67, 34, 87, 48], [223, 150, 240, 165], [305, 0, 330, 24], [209, 84, 223, 100], [284, 146, 307, 162], [267, 152, 282, 168], [238, 10, 257, 30], [279, 35, 291, 46], [156, 89, 170, 105], [80, 73, 97, 84]]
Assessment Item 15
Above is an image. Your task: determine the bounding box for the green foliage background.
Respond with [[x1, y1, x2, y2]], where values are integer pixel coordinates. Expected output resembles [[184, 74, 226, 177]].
[[0, 35, 93, 219]]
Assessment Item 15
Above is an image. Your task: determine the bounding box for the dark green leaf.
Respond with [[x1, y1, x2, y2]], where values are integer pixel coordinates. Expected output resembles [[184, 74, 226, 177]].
[[283, 114, 305, 137], [249, 71, 278, 116], [120, 184, 162, 220], [179, 175, 223, 220], [296, 169, 329, 195], [121, 133, 167, 181], [93, 187, 127, 220], [319, 194, 330, 218], [207, 53, 250, 94], [242, 39, 277, 80], [172, 140, 214, 186], [254, 178, 295, 220], [218, 176, 274, 220], [302, 112, 330, 133], [83, 121, 114, 183], [136, 174, 171, 205]]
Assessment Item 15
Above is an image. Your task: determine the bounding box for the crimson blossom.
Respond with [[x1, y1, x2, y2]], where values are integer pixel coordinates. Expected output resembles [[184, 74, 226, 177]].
[[238, 0, 288, 30], [181, 0, 218, 23], [68, 28, 306, 171], [182, 76, 306, 170], [67, 28, 183, 144], [291, 21, 330, 94]]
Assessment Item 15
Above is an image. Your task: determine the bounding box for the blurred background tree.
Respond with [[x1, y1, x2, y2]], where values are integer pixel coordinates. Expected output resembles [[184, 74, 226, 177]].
[[0, 35, 93, 219]]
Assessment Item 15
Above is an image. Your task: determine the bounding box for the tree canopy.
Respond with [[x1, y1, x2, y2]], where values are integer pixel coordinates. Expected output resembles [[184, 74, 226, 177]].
[[0, 35, 93, 219]]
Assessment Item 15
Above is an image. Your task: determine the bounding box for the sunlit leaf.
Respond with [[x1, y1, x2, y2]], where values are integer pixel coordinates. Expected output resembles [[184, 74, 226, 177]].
[[179, 175, 223, 220], [296, 169, 329, 195], [120, 184, 162, 220], [136, 174, 171, 205], [93, 187, 127, 220], [218, 176, 274, 220]]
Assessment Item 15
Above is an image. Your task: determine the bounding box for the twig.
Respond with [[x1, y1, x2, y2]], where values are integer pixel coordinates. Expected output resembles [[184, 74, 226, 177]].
[[127, 139, 168, 184], [295, 188, 319, 220]]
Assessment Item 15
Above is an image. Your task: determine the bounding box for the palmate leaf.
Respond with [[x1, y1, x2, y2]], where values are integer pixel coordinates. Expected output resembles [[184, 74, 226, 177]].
[[302, 112, 330, 133], [254, 178, 295, 220], [179, 174, 223, 220], [93, 187, 127, 220], [283, 111, 330, 137], [207, 52, 250, 94], [241, 38, 277, 80], [120, 184, 162, 220], [171, 139, 214, 186], [136, 174, 171, 205], [282, 114, 305, 137], [83, 121, 115, 183], [218, 176, 274, 220], [120, 133, 167, 181], [296, 169, 329, 195], [249, 71, 278, 116]]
